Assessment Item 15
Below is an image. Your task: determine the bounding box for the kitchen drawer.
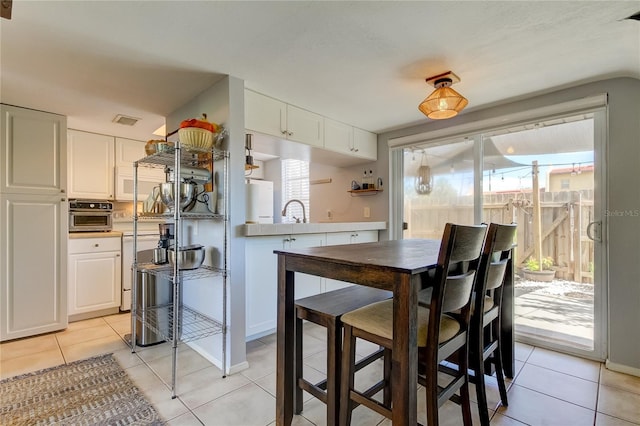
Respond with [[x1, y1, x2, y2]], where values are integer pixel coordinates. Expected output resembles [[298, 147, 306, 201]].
[[69, 236, 121, 254]]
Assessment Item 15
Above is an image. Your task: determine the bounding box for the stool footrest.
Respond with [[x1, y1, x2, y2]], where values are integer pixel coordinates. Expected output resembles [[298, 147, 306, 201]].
[[298, 378, 328, 403], [355, 347, 385, 372]]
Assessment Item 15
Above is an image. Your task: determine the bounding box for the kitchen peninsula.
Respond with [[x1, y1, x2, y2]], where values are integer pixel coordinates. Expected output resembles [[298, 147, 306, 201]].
[[244, 221, 386, 340], [244, 221, 386, 237]]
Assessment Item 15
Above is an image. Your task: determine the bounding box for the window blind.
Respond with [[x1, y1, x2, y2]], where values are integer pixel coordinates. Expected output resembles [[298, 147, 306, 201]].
[[281, 159, 310, 223]]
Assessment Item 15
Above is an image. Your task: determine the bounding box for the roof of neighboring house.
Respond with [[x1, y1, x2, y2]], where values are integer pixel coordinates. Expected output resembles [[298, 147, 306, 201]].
[[549, 165, 595, 175]]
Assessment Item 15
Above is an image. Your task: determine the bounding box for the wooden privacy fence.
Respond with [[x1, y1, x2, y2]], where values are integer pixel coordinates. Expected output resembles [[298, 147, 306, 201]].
[[405, 190, 594, 283]]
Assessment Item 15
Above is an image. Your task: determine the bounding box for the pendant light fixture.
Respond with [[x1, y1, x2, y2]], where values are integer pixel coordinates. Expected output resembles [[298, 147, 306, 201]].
[[415, 152, 433, 195], [418, 71, 468, 119]]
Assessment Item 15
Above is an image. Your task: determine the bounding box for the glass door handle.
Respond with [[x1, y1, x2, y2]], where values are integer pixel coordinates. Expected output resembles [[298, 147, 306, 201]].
[[586, 221, 602, 242]]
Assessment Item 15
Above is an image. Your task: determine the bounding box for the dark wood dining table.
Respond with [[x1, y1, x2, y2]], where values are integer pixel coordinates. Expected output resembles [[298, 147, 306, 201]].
[[274, 239, 515, 426]]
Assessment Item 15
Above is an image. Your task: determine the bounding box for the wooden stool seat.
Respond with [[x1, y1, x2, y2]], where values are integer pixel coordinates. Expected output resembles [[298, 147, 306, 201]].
[[295, 285, 391, 425]]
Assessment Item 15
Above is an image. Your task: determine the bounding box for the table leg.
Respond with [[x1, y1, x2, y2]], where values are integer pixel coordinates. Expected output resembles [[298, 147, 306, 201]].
[[276, 255, 295, 425], [391, 274, 418, 426]]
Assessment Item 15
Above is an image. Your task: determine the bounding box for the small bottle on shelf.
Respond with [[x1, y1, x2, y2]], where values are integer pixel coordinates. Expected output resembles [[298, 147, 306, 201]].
[[369, 170, 374, 189], [362, 170, 368, 189]]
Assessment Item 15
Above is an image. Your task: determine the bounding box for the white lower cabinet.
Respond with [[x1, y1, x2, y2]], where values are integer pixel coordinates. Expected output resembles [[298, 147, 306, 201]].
[[244, 230, 379, 340], [68, 236, 121, 317], [323, 230, 379, 292], [245, 233, 325, 340], [0, 194, 68, 341]]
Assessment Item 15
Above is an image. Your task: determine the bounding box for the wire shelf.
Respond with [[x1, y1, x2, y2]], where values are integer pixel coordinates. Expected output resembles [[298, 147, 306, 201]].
[[136, 303, 223, 343], [136, 146, 227, 169], [139, 211, 225, 220], [137, 264, 226, 280]]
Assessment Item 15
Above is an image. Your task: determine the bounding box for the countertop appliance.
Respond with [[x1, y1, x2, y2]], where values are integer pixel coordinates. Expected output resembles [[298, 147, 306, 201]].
[[246, 179, 274, 224], [69, 199, 113, 232]]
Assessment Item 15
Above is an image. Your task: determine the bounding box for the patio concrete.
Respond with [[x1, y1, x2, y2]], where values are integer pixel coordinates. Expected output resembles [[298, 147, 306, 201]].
[[514, 283, 594, 351]]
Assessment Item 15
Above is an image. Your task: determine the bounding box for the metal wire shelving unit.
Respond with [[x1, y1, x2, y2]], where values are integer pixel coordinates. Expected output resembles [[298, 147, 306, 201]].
[[129, 138, 229, 399]]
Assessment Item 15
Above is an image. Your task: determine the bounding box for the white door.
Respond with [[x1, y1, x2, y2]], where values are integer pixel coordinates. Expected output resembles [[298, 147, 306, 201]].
[[1, 105, 67, 195], [0, 194, 68, 341]]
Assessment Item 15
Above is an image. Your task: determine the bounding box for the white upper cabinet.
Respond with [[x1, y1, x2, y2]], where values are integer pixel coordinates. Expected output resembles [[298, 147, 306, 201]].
[[68, 130, 115, 200], [352, 127, 378, 161], [245, 90, 323, 147], [324, 119, 377, 161], [115, 137, 147, 167], [1, 105, 67, 195], [114, 138, 164, 201], [245, 90, 376, 164], [245, 90, 287, 138], [324, 118, 353, 156], [285, 104, 323, 147]]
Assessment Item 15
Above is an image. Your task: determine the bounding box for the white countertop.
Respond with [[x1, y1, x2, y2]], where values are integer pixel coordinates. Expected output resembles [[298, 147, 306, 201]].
[[68, 231, 123, 239], [244, 221, 386, 236]]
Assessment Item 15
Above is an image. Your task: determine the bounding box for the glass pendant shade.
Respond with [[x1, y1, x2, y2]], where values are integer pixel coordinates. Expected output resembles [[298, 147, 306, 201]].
[[418, 85, 468, 120], [415, 164, 433, 195]]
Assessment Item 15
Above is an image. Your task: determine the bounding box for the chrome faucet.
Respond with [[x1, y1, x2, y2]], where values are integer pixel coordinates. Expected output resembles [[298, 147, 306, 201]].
[[282, 199, 307, 223]]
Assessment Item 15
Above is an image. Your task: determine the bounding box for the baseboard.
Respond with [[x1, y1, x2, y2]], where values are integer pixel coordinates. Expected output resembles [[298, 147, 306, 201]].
[[228, 361, 250, 375], [185, 341, 249, 375], [69, 307, 120, 323], [605, 360, 640, 378]]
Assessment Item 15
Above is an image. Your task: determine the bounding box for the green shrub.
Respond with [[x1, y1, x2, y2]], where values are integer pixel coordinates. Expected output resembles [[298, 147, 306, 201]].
[[524, 256, 554, 271]]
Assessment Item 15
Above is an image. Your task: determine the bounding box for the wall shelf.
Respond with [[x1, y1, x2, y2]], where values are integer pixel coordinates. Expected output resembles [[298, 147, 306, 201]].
[[348, 188, 383, 196]]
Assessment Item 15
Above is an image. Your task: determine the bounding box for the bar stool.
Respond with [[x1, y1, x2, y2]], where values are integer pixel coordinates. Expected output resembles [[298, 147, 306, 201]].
[[295, 285, 391, 425], [338, 223, 487, 426], [469, 223, 516, 425]]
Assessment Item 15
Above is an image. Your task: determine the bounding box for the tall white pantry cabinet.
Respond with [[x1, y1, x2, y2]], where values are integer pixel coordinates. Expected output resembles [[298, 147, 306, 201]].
[[0, 104, 68, 341]]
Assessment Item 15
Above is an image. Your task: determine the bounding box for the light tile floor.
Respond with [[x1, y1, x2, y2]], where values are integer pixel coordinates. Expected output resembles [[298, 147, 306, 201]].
[[1, 312, 640, 425]]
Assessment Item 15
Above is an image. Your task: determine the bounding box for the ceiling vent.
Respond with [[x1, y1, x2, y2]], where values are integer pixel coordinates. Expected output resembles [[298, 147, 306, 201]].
[[627, 11, 640, 21], [112, 114, 140, 126]]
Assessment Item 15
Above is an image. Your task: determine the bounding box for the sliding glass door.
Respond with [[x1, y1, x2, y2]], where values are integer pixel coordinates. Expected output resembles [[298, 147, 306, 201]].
[[397, 111, 607, 360], [402, 138, 476, 239]]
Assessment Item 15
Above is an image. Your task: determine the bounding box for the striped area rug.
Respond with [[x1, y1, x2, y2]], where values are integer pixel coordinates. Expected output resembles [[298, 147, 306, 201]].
[[0, 353, 163, 425]]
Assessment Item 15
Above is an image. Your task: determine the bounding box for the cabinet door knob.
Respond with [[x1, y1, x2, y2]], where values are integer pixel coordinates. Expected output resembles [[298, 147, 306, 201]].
[[290, 237, 296, 242], [61, 198, 66, 202], [94, 243, 99, 247], [287, 131, 293, 136], [60, 189, 65, 193]]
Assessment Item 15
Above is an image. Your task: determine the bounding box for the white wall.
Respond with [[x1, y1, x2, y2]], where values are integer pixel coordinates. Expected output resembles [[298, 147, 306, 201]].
[[309, 162, 385, 223], [379, 77, 640, 373], [166, 76, 248, 373]]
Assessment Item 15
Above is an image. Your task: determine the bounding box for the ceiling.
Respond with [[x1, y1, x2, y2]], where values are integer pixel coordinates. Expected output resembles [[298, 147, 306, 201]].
[[1, 1, 639, 141]]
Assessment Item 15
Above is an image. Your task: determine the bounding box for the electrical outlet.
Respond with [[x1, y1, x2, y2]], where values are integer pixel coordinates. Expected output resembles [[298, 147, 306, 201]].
[[364, 207, 371, 218]]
